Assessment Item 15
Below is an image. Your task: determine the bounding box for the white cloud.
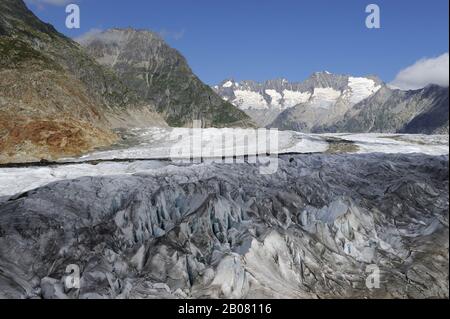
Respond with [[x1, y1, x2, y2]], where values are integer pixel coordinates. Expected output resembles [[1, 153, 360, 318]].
[[25, 0, 79, 10], [74, 28, 103, 44], [27, 0, 73, 6], [390, 53, 449, 90], [158, 28, 186, 41], [74, 28, 186, 45]]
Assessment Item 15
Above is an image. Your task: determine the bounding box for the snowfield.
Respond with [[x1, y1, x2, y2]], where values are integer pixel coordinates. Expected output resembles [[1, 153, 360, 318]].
[[0, 161, 169, 198], [310, 88, 342, 109], [233, 90, 269, 110], [70, 128, 448, 161], [347, 77, 381, 105], [265, 89, 283, 108], [282, 90, 311, 108], [321, 133, 449, 155]]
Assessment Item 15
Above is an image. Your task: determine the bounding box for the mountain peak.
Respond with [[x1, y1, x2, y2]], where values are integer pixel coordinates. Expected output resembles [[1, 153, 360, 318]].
[[80, 28, 253, 127], [219, 79, 237, 88], [77, 28, 163, 46]]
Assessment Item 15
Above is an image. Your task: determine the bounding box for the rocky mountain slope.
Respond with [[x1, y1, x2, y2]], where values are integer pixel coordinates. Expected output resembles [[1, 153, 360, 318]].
[[0, 153, 448, 299], [321, 85, 449, 134], [213, 73, 382, 127], [79, 29, 253, 128], [0, 0, 167, 163]]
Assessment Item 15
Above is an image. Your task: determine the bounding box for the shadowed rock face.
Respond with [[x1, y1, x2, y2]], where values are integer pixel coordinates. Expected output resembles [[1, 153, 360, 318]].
[[0, 154, 448, 299], [399, 87, 450, 134], [315, 85, 450, 134]]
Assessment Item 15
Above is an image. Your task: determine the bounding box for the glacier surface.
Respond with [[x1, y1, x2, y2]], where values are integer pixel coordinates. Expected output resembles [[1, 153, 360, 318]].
[[0, 130, 448, 197], [0, 153, 448, 299]]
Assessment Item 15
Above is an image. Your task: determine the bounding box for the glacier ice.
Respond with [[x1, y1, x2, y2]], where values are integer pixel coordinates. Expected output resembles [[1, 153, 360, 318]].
[[0, 153, 448, 299]]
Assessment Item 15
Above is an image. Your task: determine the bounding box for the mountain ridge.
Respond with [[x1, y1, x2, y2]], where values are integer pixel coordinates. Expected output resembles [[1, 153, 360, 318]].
[[79, 28, 254, 128], [214, 73, 383, 128], [214, 73, 449, 134], [0, 0, 169, 163], [320, 84, 450, 134]]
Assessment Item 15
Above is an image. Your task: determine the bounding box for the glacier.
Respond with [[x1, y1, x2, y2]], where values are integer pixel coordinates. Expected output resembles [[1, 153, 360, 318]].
[[0, 153, 447, 299], [0, 128, 448, 299], [0, 129, 448, 197]]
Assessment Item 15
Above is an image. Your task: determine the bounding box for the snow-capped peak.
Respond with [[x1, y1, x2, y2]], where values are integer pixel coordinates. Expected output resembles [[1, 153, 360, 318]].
[[212, 74, 384, 113], [222, 80, 234, 88]]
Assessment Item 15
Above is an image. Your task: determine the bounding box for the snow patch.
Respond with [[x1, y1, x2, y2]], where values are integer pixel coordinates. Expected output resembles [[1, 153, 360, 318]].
[[347, 77, 381, 105], [222, 81, 234, 88], [310, 88, 341, 109], [233, 90, 268, 110], [282, 90, 311, 108], [265, 89, 283, 109]]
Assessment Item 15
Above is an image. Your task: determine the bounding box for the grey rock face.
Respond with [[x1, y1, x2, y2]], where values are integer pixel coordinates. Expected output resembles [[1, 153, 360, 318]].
[[243, 109, 282, 128], [79, 29, 253, 128], [276, 85, 449, 134], [320, 85, 449, 134], [399, 86, 449, 134], [0, 154, 448, 299]]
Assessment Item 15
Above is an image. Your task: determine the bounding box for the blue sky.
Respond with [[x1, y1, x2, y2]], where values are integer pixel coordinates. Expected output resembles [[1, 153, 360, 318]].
[[25, 0, 449, 85]]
